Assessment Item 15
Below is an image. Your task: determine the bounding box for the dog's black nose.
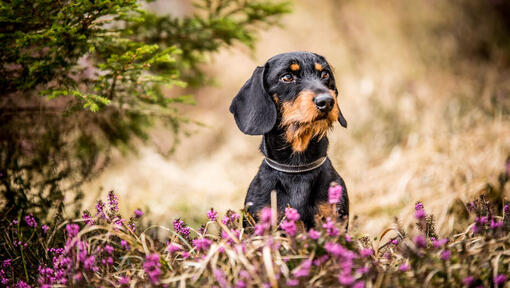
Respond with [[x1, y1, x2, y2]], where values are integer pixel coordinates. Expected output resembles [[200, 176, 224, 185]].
[[314, 93, 334, 112]]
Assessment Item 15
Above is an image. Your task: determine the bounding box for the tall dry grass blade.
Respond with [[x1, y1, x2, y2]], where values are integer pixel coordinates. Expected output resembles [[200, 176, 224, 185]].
[[263, 246, 278, 288], [271, 190, 277, 232]]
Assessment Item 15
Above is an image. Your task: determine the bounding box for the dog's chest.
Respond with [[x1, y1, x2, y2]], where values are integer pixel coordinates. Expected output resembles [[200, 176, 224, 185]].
[[276, 173, 318, 211]]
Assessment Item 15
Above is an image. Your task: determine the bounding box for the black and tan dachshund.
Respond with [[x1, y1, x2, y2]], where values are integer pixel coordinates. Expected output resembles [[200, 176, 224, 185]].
[[230, 51, 349, 228]]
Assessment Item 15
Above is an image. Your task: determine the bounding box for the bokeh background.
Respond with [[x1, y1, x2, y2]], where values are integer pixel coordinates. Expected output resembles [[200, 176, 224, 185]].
[[82, 0, 510, 236]]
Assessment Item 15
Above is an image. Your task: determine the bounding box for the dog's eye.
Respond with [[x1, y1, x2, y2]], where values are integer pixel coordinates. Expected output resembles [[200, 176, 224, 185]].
[[281, 74, 294, 83], [321, 71, 329, 80]]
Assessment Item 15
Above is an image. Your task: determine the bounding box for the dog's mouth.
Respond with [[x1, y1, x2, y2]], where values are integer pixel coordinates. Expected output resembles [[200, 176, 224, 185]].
[[315, 111, 331, 121]]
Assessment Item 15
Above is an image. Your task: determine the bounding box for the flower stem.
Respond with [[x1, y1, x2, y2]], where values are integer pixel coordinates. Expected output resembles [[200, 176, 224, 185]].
[[16, 212, 29, 282]]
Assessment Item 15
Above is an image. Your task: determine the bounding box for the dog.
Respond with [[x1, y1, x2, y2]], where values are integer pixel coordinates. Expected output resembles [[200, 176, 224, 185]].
[[229, 51, 348, 228]]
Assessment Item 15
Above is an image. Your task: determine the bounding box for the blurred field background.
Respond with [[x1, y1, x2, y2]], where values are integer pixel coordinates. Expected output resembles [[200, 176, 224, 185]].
[[82, 0, 510, 236]]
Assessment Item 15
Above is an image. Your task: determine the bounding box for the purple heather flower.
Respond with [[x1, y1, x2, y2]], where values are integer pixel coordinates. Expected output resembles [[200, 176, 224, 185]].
[[235, 280, 246, 288], [286, 278, 299, 286], [207, 208, 218, 221], [322, 217, 339, 237], [213, 268, 228, 287], [119, 276, 130, 285], [267, 237, 281, 250], [399, 263, 410, 272], [477, 216, 488, 225], [490, 219, 503, 229], [73, 272, 83, 281], [353, 281, 365, 288], [96, 200, 106, 220], [415, 209, 426, 220], [192, 237, 212, 252], [441, 249, 451, 260], [472, 224, 480, 234], [143, 254, 161, 284], [107, 257, 114, 265], [231, 212, 240, 222], [462, 276, 474, 286], [134, 209, 144, 218], [280, 220, 297, 236], [3, 260, 11, 269], [415, 202, 424, 210], [254, 223, 269, 236], [467, 201, 475, 212], [65, 223, 80, 238], [83, 255, 98, 272], [324, 242, 347, 257], [495, 274, 507, 286], [292, 260, 312, 278], [221, 229, 241, 245], [338, 274, 354, 286], [357, 266, 369, 274], [308, 229, 320, 240], [239, 270, 251, 279], [260, 207, 273, 224], [24, 213, 37, 228], [221, 212, 239, 225], [15, 280, 31, 288], [167, 243, 182, 254], [107, 191, 119, 213], [414, 235, 426, 248], [121, 240, 130, 250], [432, 238, 448, 248], [359, 248, 373, 258], [173, 219, 190, 238], [504, 204, 509, 215], [285, 207, 300, 222], [42, 225, 49, 234], [391, 238, 399, 245], [104, 245, 114, 254], [82, 211, 94, 225], [345, 234, 352, 242], [313, 255, 329, 266], [328, 184, 343, 204]]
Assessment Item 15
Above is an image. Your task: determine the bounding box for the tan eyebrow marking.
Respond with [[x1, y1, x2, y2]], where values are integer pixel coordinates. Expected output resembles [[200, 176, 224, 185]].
[[290, 63, 300, 71], [315, 63, 323, 71]]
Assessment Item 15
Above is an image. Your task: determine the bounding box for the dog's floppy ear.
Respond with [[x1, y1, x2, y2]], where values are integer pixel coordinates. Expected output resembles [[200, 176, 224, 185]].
[[334, 88, 347, 128], [229, 66, 277, 135]]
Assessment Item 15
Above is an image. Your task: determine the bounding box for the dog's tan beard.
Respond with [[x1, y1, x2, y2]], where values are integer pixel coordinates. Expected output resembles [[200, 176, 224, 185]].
[[284, 120, 333, 152], [280, 90, 339, 152]]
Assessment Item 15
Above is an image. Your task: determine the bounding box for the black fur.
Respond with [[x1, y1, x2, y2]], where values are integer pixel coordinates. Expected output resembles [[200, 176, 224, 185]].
[[230, 51, 349, 228]]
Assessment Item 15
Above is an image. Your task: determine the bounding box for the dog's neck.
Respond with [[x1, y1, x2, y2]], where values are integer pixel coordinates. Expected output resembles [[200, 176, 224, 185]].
[[260, 127, 329, 165]]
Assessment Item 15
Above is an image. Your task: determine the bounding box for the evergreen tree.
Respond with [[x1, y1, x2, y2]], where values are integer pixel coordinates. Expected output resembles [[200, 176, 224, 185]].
[[0, 0, 290, 219]]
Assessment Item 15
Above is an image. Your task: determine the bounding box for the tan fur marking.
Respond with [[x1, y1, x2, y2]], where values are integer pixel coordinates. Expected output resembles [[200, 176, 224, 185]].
[[315, 63, 323, 71], [280, 90, 339, 152], [290, 63, 300, 71], [317, 202, 337, 219], [273, 94, 279, 105]]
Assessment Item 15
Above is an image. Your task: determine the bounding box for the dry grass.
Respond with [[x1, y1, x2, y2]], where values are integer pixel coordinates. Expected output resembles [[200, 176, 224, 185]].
[[82, 0, 510, 236]]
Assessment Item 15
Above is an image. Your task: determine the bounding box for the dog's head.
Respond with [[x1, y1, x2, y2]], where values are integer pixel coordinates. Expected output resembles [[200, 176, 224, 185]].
[[230, 52, 347, 152]]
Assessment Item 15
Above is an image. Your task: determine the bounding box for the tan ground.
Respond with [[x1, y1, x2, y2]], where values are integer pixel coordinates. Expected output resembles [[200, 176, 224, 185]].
[[82, 0, 510, 237]]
